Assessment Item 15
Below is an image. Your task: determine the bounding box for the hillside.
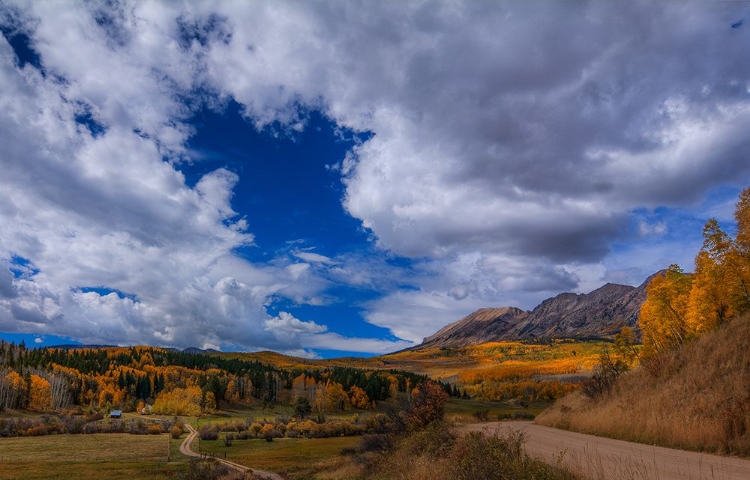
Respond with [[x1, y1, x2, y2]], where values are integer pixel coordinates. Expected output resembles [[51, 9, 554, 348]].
[[537, 312, 750, 454], [418, 277, 651, 349]]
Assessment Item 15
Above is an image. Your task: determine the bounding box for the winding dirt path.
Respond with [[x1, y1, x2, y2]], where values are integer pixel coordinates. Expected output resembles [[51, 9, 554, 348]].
[[180, 424, 283, 480], [463, 421, 750, 480]]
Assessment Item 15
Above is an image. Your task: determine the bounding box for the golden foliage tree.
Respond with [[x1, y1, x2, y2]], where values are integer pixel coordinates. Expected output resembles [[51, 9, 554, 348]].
[[348, 385, 371, 409], [324, 380, 350, 412], [613, 326, 639, 366], [152, 386, 202, 416], [641, 187, 750, 357], [28, 374, 52, 412], [203, 391, 217, 413], [0, 370, 26, 409], [639, 264, 693, 355]]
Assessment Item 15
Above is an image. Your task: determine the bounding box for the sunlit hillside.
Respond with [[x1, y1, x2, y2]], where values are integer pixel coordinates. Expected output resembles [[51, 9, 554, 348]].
[[213, 339, 607, 403], [538, 312, 750, 454], [538, 187, 750, 455]]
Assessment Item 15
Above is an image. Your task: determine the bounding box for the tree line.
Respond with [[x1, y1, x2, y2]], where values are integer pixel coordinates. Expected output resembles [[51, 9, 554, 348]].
[[0, 342, 460, 414]]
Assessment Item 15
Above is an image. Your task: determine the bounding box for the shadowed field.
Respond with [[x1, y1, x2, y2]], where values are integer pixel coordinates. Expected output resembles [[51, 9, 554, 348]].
[[0, 433, 185, 480], [194, 435, 359, 479]]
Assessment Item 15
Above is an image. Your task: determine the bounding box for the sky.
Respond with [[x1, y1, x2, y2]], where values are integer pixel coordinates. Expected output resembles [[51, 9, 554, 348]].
[[1, 1, 749, 358]]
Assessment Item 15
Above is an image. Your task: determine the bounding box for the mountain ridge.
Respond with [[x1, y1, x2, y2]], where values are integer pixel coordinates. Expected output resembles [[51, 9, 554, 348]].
[[417, 275, 657, 349]]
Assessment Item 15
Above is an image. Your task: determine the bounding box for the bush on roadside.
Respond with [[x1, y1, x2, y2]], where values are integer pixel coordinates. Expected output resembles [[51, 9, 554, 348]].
[[445, 429, 578, 480], [472, 409, 489, 421], [354, 425, 580, 480], [180, 458, 245, 480], [199, 423, 221, 441]]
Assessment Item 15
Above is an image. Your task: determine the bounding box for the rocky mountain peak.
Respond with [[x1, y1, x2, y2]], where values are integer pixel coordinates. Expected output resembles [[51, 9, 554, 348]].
[[415, 276, 652, 350]]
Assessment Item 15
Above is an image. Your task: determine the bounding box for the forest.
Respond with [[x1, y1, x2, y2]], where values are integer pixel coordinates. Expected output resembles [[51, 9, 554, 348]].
[[0, 341, 454, 420]]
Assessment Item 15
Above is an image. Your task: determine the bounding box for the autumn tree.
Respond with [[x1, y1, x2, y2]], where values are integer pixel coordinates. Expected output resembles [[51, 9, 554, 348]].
[[324, 381, 349, 412], [203, 391, 217, 413], [28, 374, 52, 412], [152, 386, 202, 416], [613, 326, 639, 366], [730, 187, 750, 310], [639, 264, 693, 356], [0, 370, 26, 410], [682, 189, 750, 335], [402, 381, 449, 430], [348, 385, 371, 409], [694, 219, 741, 324], [224, 379, 239, 404], [641, 187, 750, 357]]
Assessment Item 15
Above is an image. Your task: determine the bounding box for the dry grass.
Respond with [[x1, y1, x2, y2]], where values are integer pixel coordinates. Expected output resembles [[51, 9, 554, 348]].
[[537, 313, 750, 455], [349, 422, 582, 480]]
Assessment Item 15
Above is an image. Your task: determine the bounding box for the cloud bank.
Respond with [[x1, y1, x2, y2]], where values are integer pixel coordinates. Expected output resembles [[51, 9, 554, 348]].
[[1, 1, 749, 351]]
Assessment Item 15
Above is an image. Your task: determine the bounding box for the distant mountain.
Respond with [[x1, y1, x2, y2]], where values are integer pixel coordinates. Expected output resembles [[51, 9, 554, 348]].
[[48, 344, 219, 355], [181, 347, 220, 354], [417, 275, 656, 349], [50, 344, 117, 349]]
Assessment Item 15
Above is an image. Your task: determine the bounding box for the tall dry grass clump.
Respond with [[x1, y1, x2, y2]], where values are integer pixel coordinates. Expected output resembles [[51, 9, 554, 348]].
[[537, 313, 750, 455], [354, 422, 581, 480]]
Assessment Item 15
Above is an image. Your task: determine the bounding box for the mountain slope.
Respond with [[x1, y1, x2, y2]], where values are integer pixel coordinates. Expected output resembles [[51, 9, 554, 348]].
[[421, 307, 527, 348], [418, 276, 653, 349]]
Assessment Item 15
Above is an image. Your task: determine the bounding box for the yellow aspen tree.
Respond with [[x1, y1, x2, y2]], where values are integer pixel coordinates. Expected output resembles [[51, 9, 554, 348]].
[[639, 265, 693, 356], [224, 379, 239, 404], [688, 250, 731, 333], [152, 386, 201, 415], [325, 381, 349, 412], [28, 374, 53, 411], [348, 385, 371, 409], [735, 187, 750, 253], [291, 373, 308, 402], [613, 326, 639, 366], [2, 371, 26, 409], [204, 391, 217, 412], [732, 187, 750, 310], [693, 191, 750, 321]]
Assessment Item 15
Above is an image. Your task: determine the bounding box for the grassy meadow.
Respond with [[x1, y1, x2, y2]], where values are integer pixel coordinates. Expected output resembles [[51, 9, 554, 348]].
[[195, 435, 359, 479], [0, 433, 185, 480]]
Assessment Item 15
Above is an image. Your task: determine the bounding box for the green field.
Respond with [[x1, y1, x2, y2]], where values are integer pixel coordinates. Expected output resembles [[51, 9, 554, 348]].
[[195, 435, 358, 479], [0, 433, 186, 479]]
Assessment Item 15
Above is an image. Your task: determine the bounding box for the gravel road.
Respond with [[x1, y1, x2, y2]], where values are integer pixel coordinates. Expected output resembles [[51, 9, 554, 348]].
[[463, 421, 750, 480]]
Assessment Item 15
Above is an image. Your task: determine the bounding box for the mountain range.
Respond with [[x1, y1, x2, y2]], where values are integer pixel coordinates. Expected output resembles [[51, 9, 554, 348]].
[[417, 274, 656, 349]]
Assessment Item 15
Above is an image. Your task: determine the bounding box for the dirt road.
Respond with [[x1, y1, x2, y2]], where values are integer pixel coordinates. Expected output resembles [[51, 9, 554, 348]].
[[180, 424, 283, 480], [464, 421, 750, 480]]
